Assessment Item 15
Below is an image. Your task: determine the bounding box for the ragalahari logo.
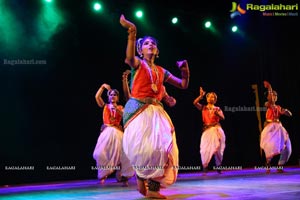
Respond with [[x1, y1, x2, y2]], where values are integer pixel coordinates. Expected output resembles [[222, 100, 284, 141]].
[[230, 2, 246, 18]]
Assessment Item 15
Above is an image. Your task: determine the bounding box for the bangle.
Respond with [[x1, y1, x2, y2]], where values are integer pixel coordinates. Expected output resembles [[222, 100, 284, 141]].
[[128, 27, 136, 41], [128, 36, 136, 41], [128, 27, 136, 33], [127, 28, 136, 35]]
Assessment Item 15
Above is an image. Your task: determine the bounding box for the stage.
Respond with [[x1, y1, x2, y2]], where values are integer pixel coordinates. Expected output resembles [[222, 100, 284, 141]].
[[1, 166, 299, 200]]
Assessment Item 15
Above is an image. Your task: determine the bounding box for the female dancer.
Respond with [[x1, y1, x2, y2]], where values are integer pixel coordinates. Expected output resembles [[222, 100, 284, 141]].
[[260, 81, 292, 173], [93, 83, 134, 186], [119, 14, 190, 198], [193, 87, 226, 175]]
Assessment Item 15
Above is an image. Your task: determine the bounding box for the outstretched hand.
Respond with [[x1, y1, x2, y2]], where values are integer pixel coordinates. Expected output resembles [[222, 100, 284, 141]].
[[120, 14, 136, 30], [122, 70, 131, 78], [164, 96, 177, 107], [102, 83, 111, 91], [199, 87, 206, 98], [176, 60, 188, 70], [263, 81, 272, 89]]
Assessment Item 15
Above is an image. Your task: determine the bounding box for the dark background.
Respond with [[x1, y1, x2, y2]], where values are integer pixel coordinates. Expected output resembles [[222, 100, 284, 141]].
[[1, 0, 299, 185]]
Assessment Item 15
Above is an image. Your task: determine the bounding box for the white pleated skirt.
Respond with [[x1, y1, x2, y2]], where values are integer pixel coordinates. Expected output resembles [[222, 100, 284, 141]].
[[260, 122, 292, 161], [93, 126, 134, 179], [200, 126, 226, 167], [123, 104, 178, 187]]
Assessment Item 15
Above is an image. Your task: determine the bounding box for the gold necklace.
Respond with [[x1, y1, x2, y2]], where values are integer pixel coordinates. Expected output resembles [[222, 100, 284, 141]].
[[271, 105, 279, 119], [109, 104, 116, 121], [145, 61, 159, 93], [207, 105, 215, 117]]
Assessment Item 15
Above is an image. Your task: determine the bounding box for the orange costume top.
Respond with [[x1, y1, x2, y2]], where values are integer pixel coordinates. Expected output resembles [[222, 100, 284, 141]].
[[130, 60, 171, 100], [102, 104, 123, 130], [123, 60, 172, 127], [202, 106, 222, 125], [265, 105, 282, 122]]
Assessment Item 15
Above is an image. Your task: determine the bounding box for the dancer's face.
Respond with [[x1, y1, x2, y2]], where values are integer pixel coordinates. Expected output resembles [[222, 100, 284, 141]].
[[141, 38, 158, 57], [206, 93, 217, 104], [108, 90, 119, 103]]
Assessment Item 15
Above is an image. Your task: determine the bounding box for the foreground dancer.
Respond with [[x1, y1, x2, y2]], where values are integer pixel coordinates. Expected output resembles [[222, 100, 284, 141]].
[[93, 83, 134, 186], [193, 87, 226, 175], [260, 81, 292, 174], [120, 14, 190, 198]]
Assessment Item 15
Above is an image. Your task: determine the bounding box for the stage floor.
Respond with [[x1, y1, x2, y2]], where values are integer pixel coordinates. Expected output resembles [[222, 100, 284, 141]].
[[1, 166, 300, 200]]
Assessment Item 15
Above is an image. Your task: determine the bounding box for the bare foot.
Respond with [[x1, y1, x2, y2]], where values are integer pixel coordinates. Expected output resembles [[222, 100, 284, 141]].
[[146, 190, 167, 199], [136, 177, 147, 196], [99, 178, 105, 184], [99, 176, 107, 184]]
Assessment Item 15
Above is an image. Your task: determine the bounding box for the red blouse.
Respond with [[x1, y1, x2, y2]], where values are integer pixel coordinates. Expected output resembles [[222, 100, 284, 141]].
[[130, 61, 171, 101], [265, 105, 282, 121], [102, 104, 123, 126], [202, 106, 221, 125]]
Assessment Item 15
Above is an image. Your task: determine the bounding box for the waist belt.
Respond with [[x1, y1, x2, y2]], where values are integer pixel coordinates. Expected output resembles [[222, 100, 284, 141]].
[[133, 97, 162, 106], [266, 119, 280, 123], [203, 123, 220, 131]]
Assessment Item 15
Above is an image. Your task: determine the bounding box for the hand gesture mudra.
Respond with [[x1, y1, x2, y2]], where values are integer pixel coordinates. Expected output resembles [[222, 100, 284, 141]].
[[120, 14, 136, 31], [122, 70, 131, 81], [102, 83, 111, 91], [263, 81, 272, 90], [176, 60, 188, 70], [199, 87, 206, 98]]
